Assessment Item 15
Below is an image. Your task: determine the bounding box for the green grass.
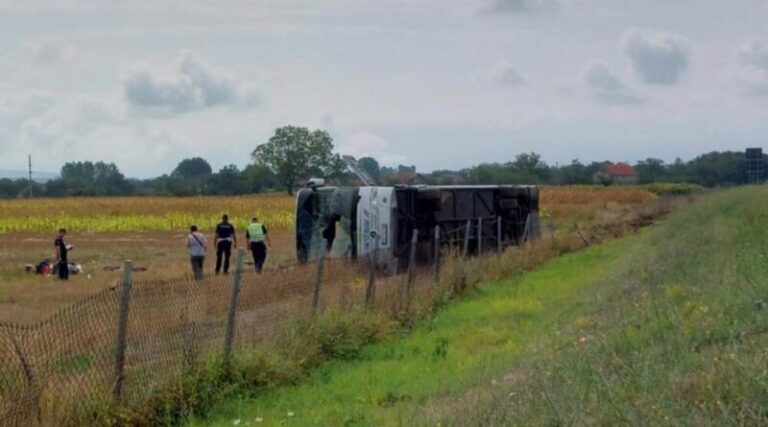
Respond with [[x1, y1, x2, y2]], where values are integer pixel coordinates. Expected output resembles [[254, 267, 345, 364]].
[[192, 226, 636, 425], [642, 182, 706, 196], [424, 186, 768, 426], [193, 187, 768, 426]]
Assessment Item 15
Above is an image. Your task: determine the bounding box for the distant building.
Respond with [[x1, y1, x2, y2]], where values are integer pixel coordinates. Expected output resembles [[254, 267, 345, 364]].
[[599, 162, 638, 185]]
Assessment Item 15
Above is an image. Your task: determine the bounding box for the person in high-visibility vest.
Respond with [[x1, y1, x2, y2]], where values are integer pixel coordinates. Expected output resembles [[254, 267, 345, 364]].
[[245, 217, 271, 272]]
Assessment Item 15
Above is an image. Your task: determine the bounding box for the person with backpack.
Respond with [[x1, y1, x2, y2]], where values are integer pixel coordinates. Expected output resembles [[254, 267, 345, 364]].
[[246, 217, 271, 272], [187, 225, 207, 280], [214, 214, 237, 275]]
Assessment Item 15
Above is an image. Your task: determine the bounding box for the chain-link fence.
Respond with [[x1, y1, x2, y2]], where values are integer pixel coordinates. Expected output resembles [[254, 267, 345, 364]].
[[0, 231, 474, 427]]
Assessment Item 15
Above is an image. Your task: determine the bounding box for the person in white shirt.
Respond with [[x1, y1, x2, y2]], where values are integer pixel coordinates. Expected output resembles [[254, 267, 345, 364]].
[[187, 225, 207, 280]]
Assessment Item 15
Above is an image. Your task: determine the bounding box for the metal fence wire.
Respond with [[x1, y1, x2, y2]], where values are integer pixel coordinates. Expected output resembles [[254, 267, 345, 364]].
[[0, 233, 505, 426]]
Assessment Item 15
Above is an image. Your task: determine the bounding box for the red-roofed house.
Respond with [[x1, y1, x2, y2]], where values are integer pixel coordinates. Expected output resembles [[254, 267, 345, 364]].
[[603, 162, 638, 184]]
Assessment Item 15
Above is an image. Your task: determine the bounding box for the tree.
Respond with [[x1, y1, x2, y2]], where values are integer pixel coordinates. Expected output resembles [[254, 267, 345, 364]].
[[509, 152, 550, 183], [666, 157, 688, 182], [252, 126, 344, 195], [242, 164, 275, 193], [357, 157, 381, 182], [635, 158, 667, 184], [0, 178, 30, 198], [205, 165, 242, 195], [686, 151, 746, 187], [469, 163, 507, 184], [58, 161, 132, 195], [172, 157, 212, 180], [467, 152, 551, 185], [554, 160, 589, 185]]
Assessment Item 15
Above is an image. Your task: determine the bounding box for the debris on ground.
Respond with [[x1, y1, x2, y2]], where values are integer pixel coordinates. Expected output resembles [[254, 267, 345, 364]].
[[25, 260, 83, 275]]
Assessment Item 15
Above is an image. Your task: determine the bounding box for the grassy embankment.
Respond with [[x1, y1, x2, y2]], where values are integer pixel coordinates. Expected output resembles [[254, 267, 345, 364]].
[[196, 187, 768, 426]]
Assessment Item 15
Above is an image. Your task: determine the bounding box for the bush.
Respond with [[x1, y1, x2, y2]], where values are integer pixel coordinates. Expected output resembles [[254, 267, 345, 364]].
[[643, 182, 705, 196], [101, 309, 398, 426], [315, 309, 397, 360]]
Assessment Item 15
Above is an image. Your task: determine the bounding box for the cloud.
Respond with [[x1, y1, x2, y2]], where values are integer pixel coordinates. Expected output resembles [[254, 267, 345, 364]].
[[337, 131, 407, 165], [0, 90, 55, 124], [735, 40, 768, 97], [489, 61, 526, 86], [6, 93, 194, 175], [582, 62, 643, 105], [738, 41, 768, 70], [23, 39, 75, 65], [19, 96, 118, 150], [621, 28, 690, 85], [485, 0, 558, 14], [122, 51, 259, 114], [735, 68, 768, 97]]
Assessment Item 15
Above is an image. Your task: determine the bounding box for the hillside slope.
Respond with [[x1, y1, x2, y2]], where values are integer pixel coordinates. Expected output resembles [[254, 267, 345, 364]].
[[198, 188, 768, 426]]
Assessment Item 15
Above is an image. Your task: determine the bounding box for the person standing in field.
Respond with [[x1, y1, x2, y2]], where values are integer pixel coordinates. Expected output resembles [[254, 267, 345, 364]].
[[54, 228, 72, 281], [187, 225, 207, 280], [214, 214, 237, 275], [246, 217, 271, 273]]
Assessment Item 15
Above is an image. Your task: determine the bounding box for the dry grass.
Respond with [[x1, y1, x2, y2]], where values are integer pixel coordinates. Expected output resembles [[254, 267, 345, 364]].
[[0, 230, 297, 324]]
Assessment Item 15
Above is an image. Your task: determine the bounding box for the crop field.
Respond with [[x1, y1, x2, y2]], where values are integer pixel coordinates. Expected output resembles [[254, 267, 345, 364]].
[[0, 186, 661, 324], [0, 194, 295, 233], [0, 186, 659, 234]]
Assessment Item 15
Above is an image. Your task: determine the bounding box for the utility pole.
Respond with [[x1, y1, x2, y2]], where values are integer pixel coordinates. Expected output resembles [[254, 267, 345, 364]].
[[28, 154, 33, 198]]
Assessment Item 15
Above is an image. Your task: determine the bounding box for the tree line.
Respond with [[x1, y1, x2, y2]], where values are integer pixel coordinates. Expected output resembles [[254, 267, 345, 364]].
[[0, 125, 762, 198]]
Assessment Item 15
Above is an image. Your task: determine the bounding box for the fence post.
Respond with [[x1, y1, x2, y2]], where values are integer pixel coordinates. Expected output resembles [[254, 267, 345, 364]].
[[365, 232, 379, 309], [522, 213, 532, 244], [497, 216, 503, 255], [311, 239, 326, 313], [462, 219, 471, 258], [433, 225, 440, 288], [531, 212, 541, 239], [112, 260, 133, 401], [223, 249, 244, 366], [405, 229, 419, 309], [477, 218, 483, 254]]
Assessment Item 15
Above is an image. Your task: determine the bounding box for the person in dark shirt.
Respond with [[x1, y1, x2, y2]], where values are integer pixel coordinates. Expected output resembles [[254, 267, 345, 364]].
[[214, 214, 237, 275], [54, 228, 72, 280]]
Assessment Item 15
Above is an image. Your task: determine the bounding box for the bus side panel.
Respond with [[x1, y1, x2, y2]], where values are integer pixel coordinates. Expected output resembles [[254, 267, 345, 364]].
[[356, 187, 397, 270], [357, 187, 373, 259], [377, 187, 396, 271]]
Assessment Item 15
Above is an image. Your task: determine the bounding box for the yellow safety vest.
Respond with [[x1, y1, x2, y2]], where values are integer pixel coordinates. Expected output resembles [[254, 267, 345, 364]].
[[247, 223, 265, 242]]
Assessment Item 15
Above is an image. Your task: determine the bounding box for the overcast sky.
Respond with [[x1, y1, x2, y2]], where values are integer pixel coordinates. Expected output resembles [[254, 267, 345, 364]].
[[1, 0, 767, 178]]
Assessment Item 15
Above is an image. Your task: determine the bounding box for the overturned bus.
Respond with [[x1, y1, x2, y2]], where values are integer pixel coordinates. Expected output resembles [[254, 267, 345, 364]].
[[296, 185, 540, 272]]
